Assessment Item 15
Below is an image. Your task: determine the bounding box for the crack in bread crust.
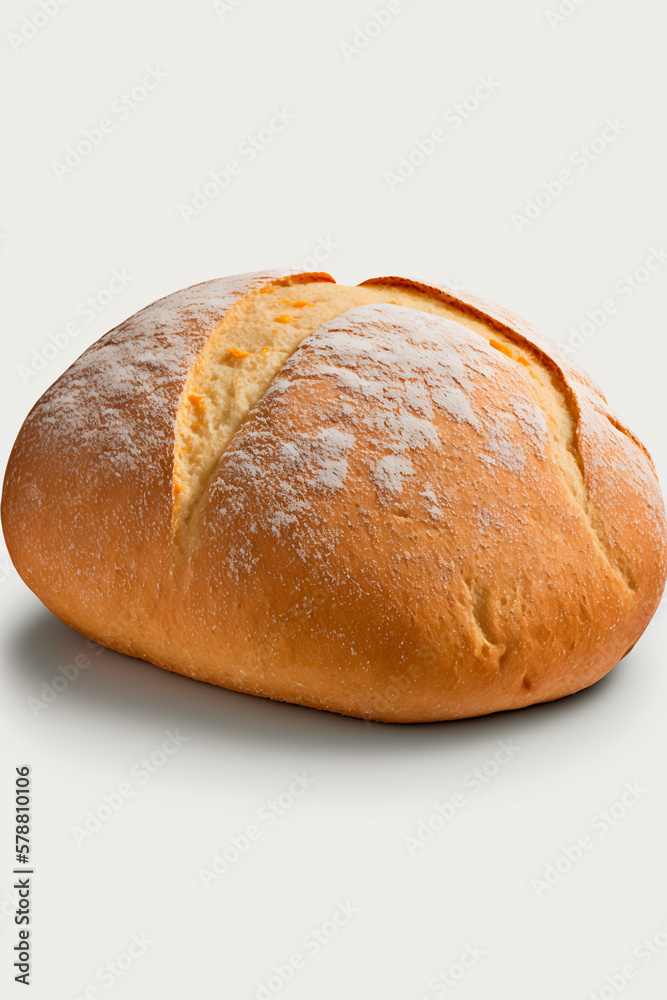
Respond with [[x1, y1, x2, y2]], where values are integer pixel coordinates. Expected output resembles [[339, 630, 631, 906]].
[[172, 278, 540, 538], [363, 276, 638, 591], [463, 579, 506, 669], [173, 273, 635, 591], [173, 274, 334, 538]]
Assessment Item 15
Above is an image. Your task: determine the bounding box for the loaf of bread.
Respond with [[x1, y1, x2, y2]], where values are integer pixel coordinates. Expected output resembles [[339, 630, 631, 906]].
[[3, 270, 665, 722]]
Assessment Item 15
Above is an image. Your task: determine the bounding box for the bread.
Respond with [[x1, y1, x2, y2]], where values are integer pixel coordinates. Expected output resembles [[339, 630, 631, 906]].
[[2, 269, 665, 722]]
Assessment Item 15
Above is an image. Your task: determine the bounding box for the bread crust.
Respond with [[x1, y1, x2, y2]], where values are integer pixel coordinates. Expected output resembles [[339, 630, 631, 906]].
[[3, 270, 665, 722]]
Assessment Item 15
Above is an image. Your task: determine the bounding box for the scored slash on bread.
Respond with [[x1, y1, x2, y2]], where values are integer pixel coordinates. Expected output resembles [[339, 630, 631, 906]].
[[2, 270, 665, 722]]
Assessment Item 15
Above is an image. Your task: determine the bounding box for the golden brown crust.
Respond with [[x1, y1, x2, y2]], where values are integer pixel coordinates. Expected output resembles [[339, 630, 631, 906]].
[[2, 271, 665, 722]]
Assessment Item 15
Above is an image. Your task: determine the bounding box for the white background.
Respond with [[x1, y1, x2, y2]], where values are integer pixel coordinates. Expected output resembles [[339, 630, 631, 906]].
[[1, 1, 666, 998]]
